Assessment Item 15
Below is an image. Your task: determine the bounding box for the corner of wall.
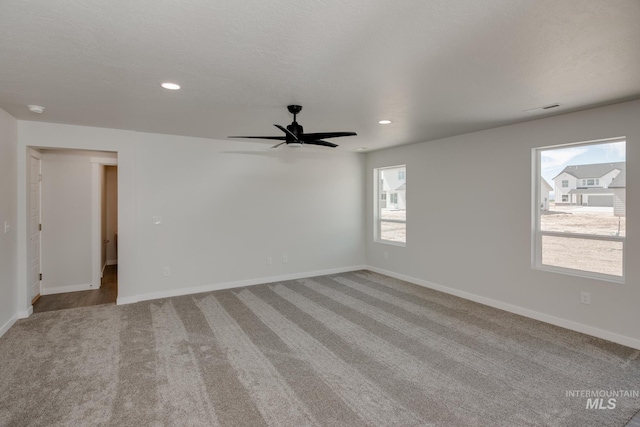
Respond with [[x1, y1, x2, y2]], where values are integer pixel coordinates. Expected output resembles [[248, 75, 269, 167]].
[[0, 108, 19, 337]]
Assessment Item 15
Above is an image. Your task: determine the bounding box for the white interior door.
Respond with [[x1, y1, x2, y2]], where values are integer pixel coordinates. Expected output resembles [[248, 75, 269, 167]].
[[29, 153, 42, 302]]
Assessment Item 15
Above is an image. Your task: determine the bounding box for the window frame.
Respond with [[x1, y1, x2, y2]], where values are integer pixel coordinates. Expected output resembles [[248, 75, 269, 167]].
[[532, 137, 625, 283], [374, 165, 406, 246]]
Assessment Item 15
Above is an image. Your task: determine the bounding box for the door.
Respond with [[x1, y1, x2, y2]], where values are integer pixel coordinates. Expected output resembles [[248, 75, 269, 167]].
[[28, 153, 41, 302]]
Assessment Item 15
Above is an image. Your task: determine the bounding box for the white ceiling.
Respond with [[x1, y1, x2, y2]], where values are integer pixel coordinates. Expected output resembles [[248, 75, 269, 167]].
[[1, 0, 639, 151]]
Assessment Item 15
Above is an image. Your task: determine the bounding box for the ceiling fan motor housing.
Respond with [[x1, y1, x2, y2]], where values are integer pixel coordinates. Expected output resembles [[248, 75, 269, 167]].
[[287, 122, 303, 140]]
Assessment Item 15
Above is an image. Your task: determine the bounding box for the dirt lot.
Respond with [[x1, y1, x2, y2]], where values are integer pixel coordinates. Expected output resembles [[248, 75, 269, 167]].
[[380, 209, 406, 242], [541, 203, 624, 276]]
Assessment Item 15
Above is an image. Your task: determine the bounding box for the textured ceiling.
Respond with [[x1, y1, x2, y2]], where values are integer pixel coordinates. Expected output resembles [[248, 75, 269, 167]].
[[1, 0, 639, 151]]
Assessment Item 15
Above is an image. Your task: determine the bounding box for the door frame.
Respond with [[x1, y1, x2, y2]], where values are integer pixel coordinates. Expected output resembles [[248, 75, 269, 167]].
[[91, 157, 118, 289]]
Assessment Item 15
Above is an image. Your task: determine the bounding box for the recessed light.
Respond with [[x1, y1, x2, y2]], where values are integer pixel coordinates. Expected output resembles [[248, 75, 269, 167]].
[[27, 105, 45, 114], [161, 82, 181, 90], [378, 119, 391, 125], [356, 147, 368, 151]]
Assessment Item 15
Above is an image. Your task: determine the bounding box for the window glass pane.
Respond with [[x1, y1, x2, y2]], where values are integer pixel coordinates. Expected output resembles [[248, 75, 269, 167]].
[[540, 140, 625, 236], [381, 221, 406, 243], [541, 235, 623, 277]]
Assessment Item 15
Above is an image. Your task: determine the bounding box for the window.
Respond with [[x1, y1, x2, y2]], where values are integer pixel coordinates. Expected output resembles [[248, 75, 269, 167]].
[[562, 180, 569, 187], [375, 165, 406, 245], [534, 138, 626, 281]]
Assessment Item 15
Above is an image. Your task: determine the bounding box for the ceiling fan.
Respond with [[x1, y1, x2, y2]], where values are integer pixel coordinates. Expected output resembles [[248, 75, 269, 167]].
[[229, 105, 357, 148]]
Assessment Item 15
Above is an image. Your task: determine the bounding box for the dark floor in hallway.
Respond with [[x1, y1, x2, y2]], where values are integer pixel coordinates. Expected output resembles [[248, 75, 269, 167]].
[[33, 265, 117, 313]]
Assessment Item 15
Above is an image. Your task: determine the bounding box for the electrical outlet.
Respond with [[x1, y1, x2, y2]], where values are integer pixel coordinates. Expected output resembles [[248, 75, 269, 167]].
[[163, 267, 171, 276], [267, 256, 272, 265], [383, 251, 388, 259], [580, 292, 591, 305], [282, 255, 288, 263], [3, 221, 9, 234]]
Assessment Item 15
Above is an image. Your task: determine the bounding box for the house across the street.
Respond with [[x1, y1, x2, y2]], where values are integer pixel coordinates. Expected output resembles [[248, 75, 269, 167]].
[[553, 162, 626, 215]]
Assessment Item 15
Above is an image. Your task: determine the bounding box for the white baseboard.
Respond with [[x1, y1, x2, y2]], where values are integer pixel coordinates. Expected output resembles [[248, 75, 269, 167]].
[[117, 265, 368, 305], [366, 266, 640, 351], [18, 305, 33, 319], [0, 305, 35, 338], [0, 314, 18, 338], [42, 283, 95, 295]]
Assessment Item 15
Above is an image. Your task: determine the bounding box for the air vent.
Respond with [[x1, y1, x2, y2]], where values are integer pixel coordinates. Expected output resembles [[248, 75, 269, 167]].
[[542, 103, 560, 110], [523, 103, 561, 113]]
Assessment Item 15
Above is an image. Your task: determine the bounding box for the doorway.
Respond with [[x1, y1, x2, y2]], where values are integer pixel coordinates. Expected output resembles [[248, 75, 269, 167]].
[[32, 150, 118, 313]]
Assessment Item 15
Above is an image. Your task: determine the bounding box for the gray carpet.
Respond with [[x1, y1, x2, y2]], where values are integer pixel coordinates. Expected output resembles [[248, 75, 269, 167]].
[[1, 271, 639, 426]]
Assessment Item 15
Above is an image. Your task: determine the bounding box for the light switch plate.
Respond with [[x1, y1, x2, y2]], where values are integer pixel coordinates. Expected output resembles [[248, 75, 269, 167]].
[[153, 216, 163, 225]]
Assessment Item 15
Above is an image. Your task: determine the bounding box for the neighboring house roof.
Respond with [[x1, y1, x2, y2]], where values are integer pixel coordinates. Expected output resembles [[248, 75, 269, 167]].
[[567, 188, 614, 195], [553, 162, 625, 180], [609, 169, 626, 188], [396, 183, 406, 191], [541, 178, 553, 192]]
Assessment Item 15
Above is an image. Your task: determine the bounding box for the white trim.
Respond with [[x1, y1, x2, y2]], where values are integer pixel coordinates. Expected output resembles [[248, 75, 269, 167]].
[[18, 305, 33, 319], [365, 266, 640, 351], [541, 230, 625, 242], [376, 239, 406, 247], [91, 158, 117, 291], [106, 259, 118, 266], [90, 157, 118, 165], [0, 314, 19, 338], [117, 265, 368, 305], [42, 283, 94, 295]]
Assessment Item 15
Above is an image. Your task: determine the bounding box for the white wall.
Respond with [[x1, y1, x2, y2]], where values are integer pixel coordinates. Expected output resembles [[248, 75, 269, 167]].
[[0, 108, 18, 335], [16, 123, 365, 308], [366, 100, 640, 348]]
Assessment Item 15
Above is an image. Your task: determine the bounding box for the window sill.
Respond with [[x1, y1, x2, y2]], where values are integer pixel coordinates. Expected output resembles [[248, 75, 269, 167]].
[[375, 239, 406, 247]]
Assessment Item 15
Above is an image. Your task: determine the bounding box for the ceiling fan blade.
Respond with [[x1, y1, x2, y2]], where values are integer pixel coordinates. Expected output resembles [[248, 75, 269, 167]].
[[271, 141, 287, 149], [228, 135, 286, 140], [302, 131, 357, 140], [303, 140, 338, 148], [274, 124, 299, 140]]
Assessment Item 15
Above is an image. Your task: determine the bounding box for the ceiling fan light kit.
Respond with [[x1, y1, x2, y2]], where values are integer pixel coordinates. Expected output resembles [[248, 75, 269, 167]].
[[229, 105, 357, 149]]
